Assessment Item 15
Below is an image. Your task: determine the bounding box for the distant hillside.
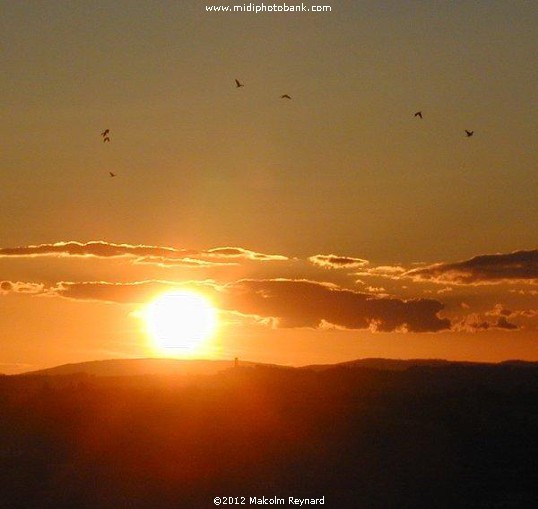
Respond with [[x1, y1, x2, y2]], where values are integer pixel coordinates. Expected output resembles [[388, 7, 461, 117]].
[[3, 357, 538, 509], [303, 358, 476, 371], [19, 357, 454, 377], [20, 358, 255, 377], [19, 357, 538, 378]]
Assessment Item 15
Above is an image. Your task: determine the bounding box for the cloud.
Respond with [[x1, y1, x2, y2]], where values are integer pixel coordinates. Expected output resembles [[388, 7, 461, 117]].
[[309, 254, 369, 269], [509, 289, 538, 296], [41, 278, 450, 333], [49, 280, 220, 304], [486, 304, 513, 318], [453, 314, 492, 332], [204, 247, 288, 262], [404, 249, 538, 285], [0, 281, 44, 295], [485, 303, 537, 324], [0, 241, 288, 267], [454, 304, 520, 332], [220, 279, 450, 333], [0, 241, 178, 259], [456, 315, 519, 332], [364, 286, 387, 295], [355, 265, 407, 279], [495, 316, 518, 330], [133, 256, 233, 268]]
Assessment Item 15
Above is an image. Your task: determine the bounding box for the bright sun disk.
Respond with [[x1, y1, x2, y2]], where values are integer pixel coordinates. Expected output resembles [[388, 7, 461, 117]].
[[145, 291, 217, 354]]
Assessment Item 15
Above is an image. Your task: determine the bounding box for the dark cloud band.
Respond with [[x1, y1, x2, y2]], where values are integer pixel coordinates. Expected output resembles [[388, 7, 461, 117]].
[[404, 250, 538, 285], [47, 278, 449, 333]]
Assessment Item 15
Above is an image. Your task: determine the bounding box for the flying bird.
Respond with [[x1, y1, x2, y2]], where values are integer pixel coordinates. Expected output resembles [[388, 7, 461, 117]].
[[465, 130, 474, 137], [414, 111, 422, 119], [281, 94, 292, 100], [109, 172, 116, 177], [101, 129, 110, 137], [103, 136, 110, 143], [235, 79, 244, 88]]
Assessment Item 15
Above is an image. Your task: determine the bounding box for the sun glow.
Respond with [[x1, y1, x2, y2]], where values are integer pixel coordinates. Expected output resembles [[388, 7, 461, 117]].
[[145, 291, 217, 355]]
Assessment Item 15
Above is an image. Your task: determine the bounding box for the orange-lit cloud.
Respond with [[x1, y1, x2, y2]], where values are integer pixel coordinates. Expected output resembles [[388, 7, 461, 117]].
[[0, 281, 44, 294], [454, 314, 519, 332], [7, 277, 450, 333], [0, 241, 288, 266], [453, 303, 527, 332], [204, 247, 288, 261], [485, 304, 513, 318], [309, 254, 369, 269], [486, 304, 538, 324], [133, 256, 233, 268], [0, 241, 179, 258], [221, 279, 450, 333], [404, 250, 538, 285], [48, 280, 219, 304], [4, 243, 536, 337], [355, 265, 407, 279]]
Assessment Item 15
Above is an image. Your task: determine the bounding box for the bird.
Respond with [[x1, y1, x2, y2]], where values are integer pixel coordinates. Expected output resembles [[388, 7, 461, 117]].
[[109, 172, 116, 177], [414, 111, 422, 119], [281, 94, 292, 100], [235, 79, 244, 88], [101, 129, 110, 137], [103, 136, 110, 143], [465, 130, 474, 137]]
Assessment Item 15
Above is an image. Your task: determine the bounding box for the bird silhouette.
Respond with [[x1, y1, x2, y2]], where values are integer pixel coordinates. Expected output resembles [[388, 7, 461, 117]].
[[281, 94, 292, 100], [103, 136, 110, 143], [465, 130, 474, 137], [109, 172, 116, 177], [235, 79, 244, 88], [414, 111, 422, 119], [101, 129, 110, 137]]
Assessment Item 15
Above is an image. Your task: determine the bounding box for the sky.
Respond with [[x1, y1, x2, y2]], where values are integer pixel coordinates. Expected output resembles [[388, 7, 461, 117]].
[[1, 0, 537, 374]]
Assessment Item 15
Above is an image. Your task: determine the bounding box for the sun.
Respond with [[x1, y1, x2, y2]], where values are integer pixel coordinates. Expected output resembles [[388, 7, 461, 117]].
[[144, 291, 217, 355]]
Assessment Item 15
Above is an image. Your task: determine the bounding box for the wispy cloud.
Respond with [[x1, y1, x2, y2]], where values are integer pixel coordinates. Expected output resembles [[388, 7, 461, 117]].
[[453, 314, 519, 332], [0, 281, 45, 294], [453, 304, 524, 332], [49, 279, 220, 304], [204, 247, 288, 261], [133, 256, 233, 268], [487, 304, 538, 324], [404, 250, 538, 285], [0, 241, 288, 267], [0, 241, 179, 259], [309, 254, 369, 269], [355, 265, 407, 279]]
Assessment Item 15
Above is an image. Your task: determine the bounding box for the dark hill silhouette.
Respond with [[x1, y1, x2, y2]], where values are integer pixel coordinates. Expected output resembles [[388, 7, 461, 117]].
[[21, 358, 269, 378], [1, 360, 537, 508], [301, 357, 535, 371], [20, 357, 537, 378], [303, 357, 459, 371]]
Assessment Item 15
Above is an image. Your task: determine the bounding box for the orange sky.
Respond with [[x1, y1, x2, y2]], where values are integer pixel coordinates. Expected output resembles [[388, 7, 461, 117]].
[[1, 2, 537, 373]]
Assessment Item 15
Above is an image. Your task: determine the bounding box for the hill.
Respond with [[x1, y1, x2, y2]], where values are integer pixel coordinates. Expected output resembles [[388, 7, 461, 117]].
[[20, 358, 247, 377], [19, 357, 538, 378], [1, 360, 537, 508], [303, 357, 459, 371]]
